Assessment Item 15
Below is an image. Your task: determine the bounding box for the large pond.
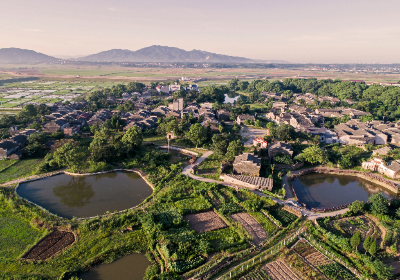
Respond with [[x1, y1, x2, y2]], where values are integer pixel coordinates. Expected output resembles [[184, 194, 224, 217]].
[[79, 254, 150, 280], [291, 173, 398, 210], [17, 171, 153, 219], [224, 93, 240, 104]]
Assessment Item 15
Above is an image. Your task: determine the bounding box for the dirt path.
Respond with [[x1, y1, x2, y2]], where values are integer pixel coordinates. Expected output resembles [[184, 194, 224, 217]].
[[0, 170, 65, 187]]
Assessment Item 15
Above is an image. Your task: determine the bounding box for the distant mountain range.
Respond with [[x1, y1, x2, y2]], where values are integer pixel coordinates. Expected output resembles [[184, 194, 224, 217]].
[[78, 45, 261, 63], [0, 46, 288, 63], [0, 48, 58, 63]]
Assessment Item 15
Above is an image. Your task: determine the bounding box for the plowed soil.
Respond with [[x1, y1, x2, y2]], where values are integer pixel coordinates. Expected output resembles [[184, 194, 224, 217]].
[[184, 211, 227, 233], [23, 231, 75, 260], [262, 260, 301, 280], [231, 213, 268, 245]]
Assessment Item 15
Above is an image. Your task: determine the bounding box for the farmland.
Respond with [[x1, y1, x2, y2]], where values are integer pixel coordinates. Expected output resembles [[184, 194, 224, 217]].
[[3, 64, 400, 84], [184, 211, 227, 233], [262, 260, 301, 280], [0, 78, 114, 108], [24, 231, 75, 260], [0, 214, 46, 259], [231, 213, 268, 246], [0, 158, 44, 184]]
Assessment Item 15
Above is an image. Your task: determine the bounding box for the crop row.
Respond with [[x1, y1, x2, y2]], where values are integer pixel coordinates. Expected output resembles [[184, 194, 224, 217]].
[[318, 263, 354, 280], [240, 269, 270, 280], [268, 209, 297, 227], [249, 212, 277, 235]]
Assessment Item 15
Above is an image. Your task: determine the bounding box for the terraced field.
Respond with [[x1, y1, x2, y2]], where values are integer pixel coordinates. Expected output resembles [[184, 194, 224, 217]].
[[261, 260, 300, 280], [231, 213, 268, 246]]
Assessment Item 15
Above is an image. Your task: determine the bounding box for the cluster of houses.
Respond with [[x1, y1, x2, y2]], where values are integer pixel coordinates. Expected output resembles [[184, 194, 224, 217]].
[[0, 128, 36, 159], [362, 146, 400, 179], [293, 93, 355, 105]]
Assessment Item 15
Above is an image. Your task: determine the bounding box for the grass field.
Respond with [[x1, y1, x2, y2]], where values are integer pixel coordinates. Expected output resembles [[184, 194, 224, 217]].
[[0, 159, 18, 172], [0, 213, 46, 259], [0, 158, 44, 184], [197, 153, 222, 181]]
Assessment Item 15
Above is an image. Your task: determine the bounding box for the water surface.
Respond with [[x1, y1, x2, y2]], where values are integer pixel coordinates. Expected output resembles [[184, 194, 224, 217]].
[[224, 93, 240, 104], [79, 254, 150, 280], [292, 173, 397, 210], [17, 171, 152, 218]]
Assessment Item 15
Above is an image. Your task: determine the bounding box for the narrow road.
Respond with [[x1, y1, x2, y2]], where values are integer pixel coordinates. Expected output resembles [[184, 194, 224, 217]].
[[182, 150, 350, 221], [182, 151, 237, 187]]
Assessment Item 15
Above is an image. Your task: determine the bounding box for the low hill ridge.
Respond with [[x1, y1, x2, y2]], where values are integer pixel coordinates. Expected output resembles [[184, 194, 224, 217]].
[[0, 48, 59, 63], [77, 45, 255, 63]]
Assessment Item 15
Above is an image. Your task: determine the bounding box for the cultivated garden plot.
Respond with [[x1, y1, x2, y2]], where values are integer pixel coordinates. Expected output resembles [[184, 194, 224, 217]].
[[293, 240, 333, 267], [240, 269, 270, 279], [291, 240, 354, 280], [23, 231, 75, 260], [184, 211, 227, 233], [231, 212, 268, 246], [328, 215, 381, 241], [261, 260, 301, 280]]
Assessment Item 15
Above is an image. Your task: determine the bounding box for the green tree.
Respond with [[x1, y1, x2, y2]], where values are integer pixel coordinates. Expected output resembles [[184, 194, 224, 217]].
[[225, 140, 244, 161], [121, 126, 143, 155], [370, 193, 389, 215], [349, 200, 365, 214], [276, 124, 295, 141], [90, 124, 100, 135], [350, 230, 361, 252], [50, 142, 88, 170], [186, 123, 207, 148], [295, 145, 328, 165], [211, 134, 229, 158], [363, 236, 373, 254], [254, 120, 262, 128], [369, 239, 377, 257], [20, 104, 37, 117], [0, 129, 10, 140], [228, 78, 239, 91]]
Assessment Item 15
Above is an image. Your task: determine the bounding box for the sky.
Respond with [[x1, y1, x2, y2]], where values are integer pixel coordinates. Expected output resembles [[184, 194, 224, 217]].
[[1, 0, 400, 63]]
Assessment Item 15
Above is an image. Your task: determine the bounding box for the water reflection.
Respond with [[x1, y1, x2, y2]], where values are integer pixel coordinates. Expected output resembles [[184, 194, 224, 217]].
[[79, 254, 150, 280], [53, 177, 95, 208], [224, 93, 240, 104], [292, 174, 397, 210], [17, 172, 153, 219]]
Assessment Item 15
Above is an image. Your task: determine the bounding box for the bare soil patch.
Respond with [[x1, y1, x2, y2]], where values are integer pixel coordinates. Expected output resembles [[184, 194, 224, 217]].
[[231, 212, 267, 245], [184, 211, 227, 233], [23, 231, 75, 260], [262, 260, 301, 280]]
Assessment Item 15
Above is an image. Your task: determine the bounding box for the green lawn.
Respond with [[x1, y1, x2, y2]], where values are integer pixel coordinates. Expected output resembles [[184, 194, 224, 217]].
[[0, 213, 46, 259], [0, 159, 18, 172], [0, 159, 44, 184]]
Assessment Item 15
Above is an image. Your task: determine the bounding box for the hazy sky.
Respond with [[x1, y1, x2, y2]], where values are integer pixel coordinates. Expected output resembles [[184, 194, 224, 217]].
[[1, 0, 400, 63]]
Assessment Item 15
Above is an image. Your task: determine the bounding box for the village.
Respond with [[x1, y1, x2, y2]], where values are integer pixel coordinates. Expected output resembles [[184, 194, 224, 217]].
[[2, 77, 400, 280]]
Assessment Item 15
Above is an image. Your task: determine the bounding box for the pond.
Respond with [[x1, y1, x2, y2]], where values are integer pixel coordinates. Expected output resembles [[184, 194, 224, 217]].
[[224, 93, 240, 104], [291, 173, 398, 210], [17, 171, 153, 219], [79, 254, 150, 280]]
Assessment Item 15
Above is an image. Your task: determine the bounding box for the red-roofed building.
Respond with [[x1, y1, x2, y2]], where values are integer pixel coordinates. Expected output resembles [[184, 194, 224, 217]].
[[253, 137, 268, 149]]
